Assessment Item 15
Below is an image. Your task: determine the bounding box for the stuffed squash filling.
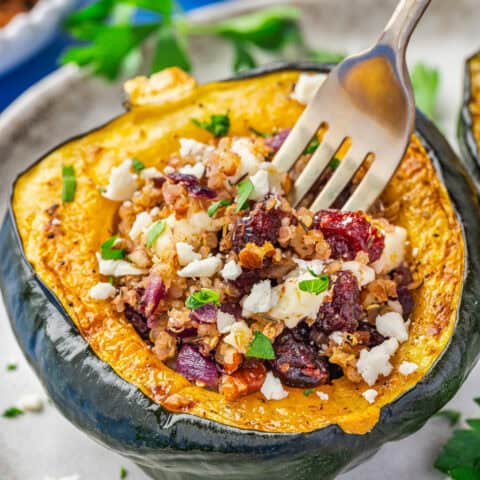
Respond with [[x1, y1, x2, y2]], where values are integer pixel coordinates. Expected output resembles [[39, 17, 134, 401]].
[[89, 121, 417, 402]]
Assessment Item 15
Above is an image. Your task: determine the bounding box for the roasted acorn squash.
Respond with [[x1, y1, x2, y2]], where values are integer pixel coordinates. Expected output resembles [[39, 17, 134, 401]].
[[2, 63, 480, 480], [459, 51, 480, 188]]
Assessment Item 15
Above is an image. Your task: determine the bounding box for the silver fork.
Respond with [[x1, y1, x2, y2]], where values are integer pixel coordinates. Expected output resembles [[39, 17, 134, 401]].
[[273, 0, 431, 212]]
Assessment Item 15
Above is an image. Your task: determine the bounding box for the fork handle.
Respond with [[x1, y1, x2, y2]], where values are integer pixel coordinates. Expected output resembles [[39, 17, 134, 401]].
[[380, 0, 431, 54]]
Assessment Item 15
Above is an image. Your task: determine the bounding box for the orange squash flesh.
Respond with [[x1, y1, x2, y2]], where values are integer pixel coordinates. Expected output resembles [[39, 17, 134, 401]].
[[12, 69, 464, 434]]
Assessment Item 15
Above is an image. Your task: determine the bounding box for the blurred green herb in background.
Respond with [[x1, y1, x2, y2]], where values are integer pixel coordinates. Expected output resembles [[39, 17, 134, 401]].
[[435, 401, 480, 479], [60, 1, 440, 122]]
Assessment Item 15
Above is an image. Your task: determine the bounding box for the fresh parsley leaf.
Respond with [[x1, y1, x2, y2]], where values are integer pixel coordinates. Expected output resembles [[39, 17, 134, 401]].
[[197, 6, 300, 51], [108, 276, 114, 285], [304, 137, 319, 155], [329, 158, 341, 170], [435, 410, 462, 427], [2, 406, 23, 418], [249, 127, 271, 138], [185, 289, 220, 310], [411, 63, 440, 120], [434, 400, 480, 478], [233, 41, 256, 72], [62, 164, 76, 203], [64, 0, 116, 40], [208, 199, 232, 217], [151, 24, 192, 74], [131, 158, 145, 174], [303, 389, 315, 397], [235, 178, 254, 212], [61, 23, 159, 80], [6, 363, 17, 372], [298, 275, 329, 295], [192, 114, 230, 137], [146, 220, 166, 248], [246, 331, 275, 360], [101, 235, 126, 260], [120, 466, 128, 479], [310, 49, 346, 63]]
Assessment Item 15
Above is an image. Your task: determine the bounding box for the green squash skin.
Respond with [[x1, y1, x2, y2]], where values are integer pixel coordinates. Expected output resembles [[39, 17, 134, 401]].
[[459, 52, 480, 191], [2, 63, 480, 480]]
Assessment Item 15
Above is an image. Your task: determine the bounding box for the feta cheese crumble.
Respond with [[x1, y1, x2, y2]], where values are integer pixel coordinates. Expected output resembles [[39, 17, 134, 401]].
[[89, 282, 116, 300], [179, 162, 206, 179], [242, 280, 278, 317], [96, 253, 147, 277], [376, 311, 409, 343], [269, 272, 329, 328], [230, 137, 262, 180], [102, 159, 137, 201], [398, 361, 419, 376], [372, 226, 407, 274], [129, 211, 152, 240], [176, 242, 201, 266], [217, 311, 237, 334], [221, 259, 242, 281], [178, 256, 222, 278], [179, 138, 213, 160], [316, 391, 329, 401], [356, 338, 399, 386], [140, 166, 162, 180], [342, 261, 375, 287], [329, 331, 344, 345], [362, 389, 378, 404], [261, 372, 289, 400], [249, 169, 270, 201], [290, 73, 327, 105], [17, 393, 44, 412]]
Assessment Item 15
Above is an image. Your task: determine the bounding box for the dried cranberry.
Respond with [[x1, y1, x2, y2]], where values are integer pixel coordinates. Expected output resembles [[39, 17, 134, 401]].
[[317, 270, 361, 333], [271, 331, 330, 388], [124, 304, 150, 340], [397, 285, 413, 319], [264, 128, 291, 153], [391, 265, 413, 286], [231, 202, 284, 252], [357, 322, 385, 347], [220, 302, 243, 319], [189, 304, 217, 324], [167, 172, 217, 199], [152, 176, 166, 189], [313, 210, 384, 262], [231, 269, 261, 295]]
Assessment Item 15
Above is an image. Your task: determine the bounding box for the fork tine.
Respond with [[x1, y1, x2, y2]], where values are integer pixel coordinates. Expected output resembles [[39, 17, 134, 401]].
[[273, 101, 329, 172], [310, 144, 367, 211], [341, 156, 400, 211], [291, 130, 345, 207]]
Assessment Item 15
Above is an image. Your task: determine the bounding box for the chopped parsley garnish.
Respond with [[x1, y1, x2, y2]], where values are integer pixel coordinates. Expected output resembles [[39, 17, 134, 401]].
[[185, 289, 220, 310], [131, 158, 145, 174], [208, 199, 232, 217], [249, 127, 272, 138], [304, 137, 319, 155], [235, 178, 254, 212], [303, 389, 316, 397], [329, 158, 341, 170], [246, 331, 275, 360], [6, 363, 17, 372], [2, 406, 23, 418], [108, 276, 114, 285], [100, 235, 125, 260], [146, 220, 166, 248], [62, 164, 76, 203], [120, 466, 128, 479], [298, 275, 329, 295], [192, 114, 230, 137]]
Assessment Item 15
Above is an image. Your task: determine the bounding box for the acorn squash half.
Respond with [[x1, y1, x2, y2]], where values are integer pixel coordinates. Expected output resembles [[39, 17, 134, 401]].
[[459, 51, 480, 188], [2, 63, 480, 480]]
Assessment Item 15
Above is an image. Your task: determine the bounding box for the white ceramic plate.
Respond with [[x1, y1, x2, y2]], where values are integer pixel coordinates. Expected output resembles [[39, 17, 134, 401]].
[[0, 1, 479, 479], [0, 0, 77, 75]]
